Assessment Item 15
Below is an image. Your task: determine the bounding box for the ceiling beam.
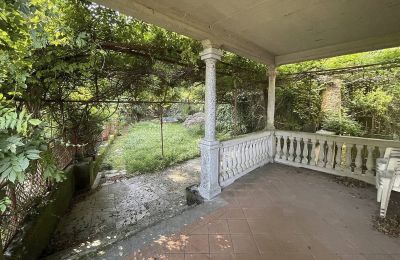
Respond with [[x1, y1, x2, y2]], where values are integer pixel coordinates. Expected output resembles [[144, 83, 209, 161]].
[[275, 32, 400, 66], [95, 0, 275, 65]]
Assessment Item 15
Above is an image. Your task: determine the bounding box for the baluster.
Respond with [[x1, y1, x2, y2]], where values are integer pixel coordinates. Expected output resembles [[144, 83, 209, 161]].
[[243, 142, 247, 170], [310, 138, 317, 166], [354, 144, 363, 174], [366, 145, 375, 176], [250, 141, 254, 167], [295, 137, 302, 163], [283, 136, 288, 160], [221, 147, 226, 177], [231, 145, 236, 176], [224, 149, 230, 180], [345, 143, 353, 173], [263, 137, 267, 161], [253, 140, 258, 165], [335, 142, 343, 170], [246, 142, 251, 168], [237, 143, 243, 173], [288, 137, 295, 161], [247, 142, 252, 168], [243, 142, 249, 169], [220, 148, 225, 177], [275, 136, 282, 160], [239, 143, 244, 171], [326, 140, 335, 169], [302, 138, 310, 165], [248, 142, 253, 168], [254, 140, 258, 164], [259, 138, 264, 162], [261, 138, 265, 162], [317, 140, 325, 167], [378, 147, 386, 159], [228, 146, 234, 177]]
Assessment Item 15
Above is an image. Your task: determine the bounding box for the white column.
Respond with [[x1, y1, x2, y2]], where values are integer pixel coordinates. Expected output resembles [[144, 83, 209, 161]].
[[266, 66, 277, 130], [198, 41, 223, 200]]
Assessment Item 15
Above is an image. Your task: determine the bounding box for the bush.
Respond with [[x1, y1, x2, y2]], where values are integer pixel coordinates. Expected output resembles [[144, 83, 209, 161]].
[[217, 104, 234, 135], [322, 113, 363, 136]]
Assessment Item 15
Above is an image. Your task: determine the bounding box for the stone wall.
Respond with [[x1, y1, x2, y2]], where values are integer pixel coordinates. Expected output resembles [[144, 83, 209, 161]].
[[321, 78, 342, 116]]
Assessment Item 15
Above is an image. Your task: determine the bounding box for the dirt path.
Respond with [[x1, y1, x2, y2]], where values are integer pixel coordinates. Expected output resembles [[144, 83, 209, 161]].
[[45, 158, 200, 258]]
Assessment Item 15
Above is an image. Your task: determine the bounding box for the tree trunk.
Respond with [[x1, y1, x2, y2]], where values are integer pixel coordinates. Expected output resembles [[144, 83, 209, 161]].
[[371, 115, 375, 135], [233, 80, 239, 135]]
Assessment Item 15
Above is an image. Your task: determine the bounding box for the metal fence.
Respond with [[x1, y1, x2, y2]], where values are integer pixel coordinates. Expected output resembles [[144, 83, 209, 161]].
[[0, 142, 76, 250], [0, 123, 117, 250]]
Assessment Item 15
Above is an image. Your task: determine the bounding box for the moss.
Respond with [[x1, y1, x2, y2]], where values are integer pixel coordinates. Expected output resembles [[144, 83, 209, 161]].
[[93, 135, 115, 177]]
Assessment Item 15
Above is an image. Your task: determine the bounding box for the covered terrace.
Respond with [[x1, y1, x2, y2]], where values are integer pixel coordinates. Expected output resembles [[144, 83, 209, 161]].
[[89, 0, 400, 259]]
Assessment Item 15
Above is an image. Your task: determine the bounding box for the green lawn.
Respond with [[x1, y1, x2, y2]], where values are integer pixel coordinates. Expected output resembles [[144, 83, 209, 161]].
[[103, 121, 203, 174]]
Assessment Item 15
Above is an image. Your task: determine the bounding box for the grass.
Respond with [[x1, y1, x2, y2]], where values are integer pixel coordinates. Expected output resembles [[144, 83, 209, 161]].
[[103, 121, 203, 174]]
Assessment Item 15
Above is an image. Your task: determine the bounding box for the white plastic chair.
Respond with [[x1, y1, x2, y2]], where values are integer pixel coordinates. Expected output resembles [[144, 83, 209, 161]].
[[376, 148, 400, 218]]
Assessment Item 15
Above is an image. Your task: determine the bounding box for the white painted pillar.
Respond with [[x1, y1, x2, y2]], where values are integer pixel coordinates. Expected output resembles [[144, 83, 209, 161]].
[[266, 66, 277, 130], [198, 41, 223, 200]]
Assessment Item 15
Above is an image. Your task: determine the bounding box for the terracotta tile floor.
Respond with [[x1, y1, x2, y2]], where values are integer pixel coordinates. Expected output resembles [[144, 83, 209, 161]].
[[125, 164, 400, 260]]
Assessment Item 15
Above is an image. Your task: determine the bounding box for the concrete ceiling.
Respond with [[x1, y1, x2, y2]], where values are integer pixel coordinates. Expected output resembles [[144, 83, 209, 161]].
[[94, 0, 400, 65]]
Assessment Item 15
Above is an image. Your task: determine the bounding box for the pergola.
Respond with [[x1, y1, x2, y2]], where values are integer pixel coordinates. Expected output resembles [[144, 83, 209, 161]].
[[95, 0, 400, 200]]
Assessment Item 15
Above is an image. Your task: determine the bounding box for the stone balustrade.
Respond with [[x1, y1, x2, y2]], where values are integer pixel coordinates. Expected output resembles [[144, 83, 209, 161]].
[[219, 131, 274, 187], [217, 130, 400, 188], [274, 130, 400, 184]]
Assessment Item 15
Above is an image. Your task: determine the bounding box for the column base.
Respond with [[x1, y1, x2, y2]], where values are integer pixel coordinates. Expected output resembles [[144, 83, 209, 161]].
[[198, 185, 222, 200], [199, 139, 221, 200], [266, 124, 275, 130]]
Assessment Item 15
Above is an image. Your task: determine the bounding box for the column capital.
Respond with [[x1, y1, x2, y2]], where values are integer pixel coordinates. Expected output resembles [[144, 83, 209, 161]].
[[268, 65, 278, 77], [200, 47, 223, 61], [200, 40, 223, 61]]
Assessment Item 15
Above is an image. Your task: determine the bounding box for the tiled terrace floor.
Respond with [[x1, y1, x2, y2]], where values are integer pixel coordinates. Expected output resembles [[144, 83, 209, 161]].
[[121, 163, 400, 260]]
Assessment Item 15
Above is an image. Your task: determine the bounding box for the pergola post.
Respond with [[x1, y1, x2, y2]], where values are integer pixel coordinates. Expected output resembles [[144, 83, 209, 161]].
[[198, 40, 223, 200], [266, 65, 277, 130]]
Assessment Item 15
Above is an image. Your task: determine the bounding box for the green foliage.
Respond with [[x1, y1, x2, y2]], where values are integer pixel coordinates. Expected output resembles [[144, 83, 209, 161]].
[[216, 104, 234, 135], [322, 113, 363, 136], [277, 47, 400, 136], [0, 197, 11, 213], [0, 104, 63, 184], [104, 122, 202, 174], [0, 105, 41, 183], [276, 79, 322, 131], [351, 88, 392, 118]]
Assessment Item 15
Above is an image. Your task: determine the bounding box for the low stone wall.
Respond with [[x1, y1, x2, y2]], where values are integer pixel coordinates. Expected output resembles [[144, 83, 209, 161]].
[[74, 158, 94, 194], [2, 133, 117, 259], [92, 134, 115, 182], [4, 166, 76, 260]]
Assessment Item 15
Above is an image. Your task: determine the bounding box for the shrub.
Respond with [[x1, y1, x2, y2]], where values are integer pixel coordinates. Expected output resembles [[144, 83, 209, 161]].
[[322, 113, 363, 136]]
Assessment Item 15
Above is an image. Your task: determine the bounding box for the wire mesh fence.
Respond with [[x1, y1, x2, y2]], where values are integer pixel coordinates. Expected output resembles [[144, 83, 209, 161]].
[[0, 123, 117, 250], [1, 161, 50, 250]]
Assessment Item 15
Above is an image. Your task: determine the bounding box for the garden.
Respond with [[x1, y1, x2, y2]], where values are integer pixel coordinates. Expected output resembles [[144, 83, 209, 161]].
[[103, 121, 202, 173]]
